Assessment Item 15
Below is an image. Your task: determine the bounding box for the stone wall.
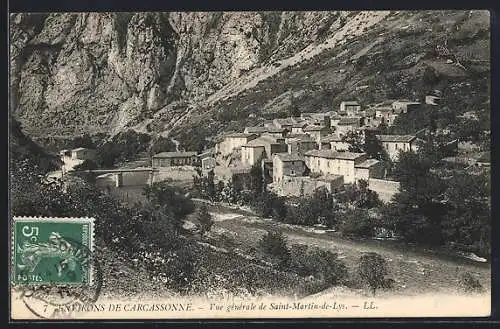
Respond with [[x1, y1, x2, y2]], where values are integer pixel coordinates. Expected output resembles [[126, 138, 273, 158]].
[[276, 175, 343, 197], [368, 178, 400, 203]]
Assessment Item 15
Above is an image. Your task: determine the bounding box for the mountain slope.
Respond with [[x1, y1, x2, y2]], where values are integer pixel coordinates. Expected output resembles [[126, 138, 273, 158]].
[[10, 11, 490, 148]]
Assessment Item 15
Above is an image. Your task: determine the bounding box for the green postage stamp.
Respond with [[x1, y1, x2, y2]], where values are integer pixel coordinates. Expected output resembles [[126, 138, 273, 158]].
[[12, 217, 95, 285]]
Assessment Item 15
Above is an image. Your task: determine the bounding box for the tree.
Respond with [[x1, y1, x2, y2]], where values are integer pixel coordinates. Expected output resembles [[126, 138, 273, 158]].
[[358, 252, 391, 296], [289, 245, 348, 286], [339, 208, 374, 238], [206, 170, 216, 200], [250, 161, 265, 196], [382, 150, 447, 245], [149, 137, 177, 156], [336, 180, 381, 209], [441, 172, 490, 256], [72, 134, 95, 149], [259, 230, 290, 266], [196, 205, 214, 238], [422, 65, 440, 86], [72, 159, 99, 183], [341, 131, 364, 153], [364, 132, 389, 162], [287, 188, 337, 227], [143, 182, 195, 229]]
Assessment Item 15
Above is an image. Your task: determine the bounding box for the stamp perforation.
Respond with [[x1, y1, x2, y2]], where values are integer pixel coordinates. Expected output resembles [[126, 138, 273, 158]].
[[11, 216, 96, 286]]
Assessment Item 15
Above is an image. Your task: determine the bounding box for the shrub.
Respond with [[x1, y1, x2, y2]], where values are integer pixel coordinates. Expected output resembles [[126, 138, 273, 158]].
[[196, 205, 214, 237], [358, 252, 392, 296], [288, 244, 348, 286], [422, 65, 440, 86], [259, 230, 290, 266], [457, 272, 483, 294], [339, 208, 375, 238]]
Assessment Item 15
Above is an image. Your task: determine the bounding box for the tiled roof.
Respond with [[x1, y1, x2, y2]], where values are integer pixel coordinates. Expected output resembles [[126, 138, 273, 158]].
[[266, 126, 287, 133], [245, 135, 280, 147], [341, 101, 360, 106], [153, 151, 198, 158], [292, 122, 308, 128], [304, 125, 326, 131], [274, 153, 305, 162], [338, 117, 361, 125], [304, 149, 366, 160], [355, 159, 380, 168], [224, 132, 258, 138], [274, 118, 297, 126], [392, 100, 420, 105], [286, 134, 315, 142], [376, 135, 416, 143], [245, 126, 269, 133], [375, 106, 394, 112], [72, 147, 91, 152]]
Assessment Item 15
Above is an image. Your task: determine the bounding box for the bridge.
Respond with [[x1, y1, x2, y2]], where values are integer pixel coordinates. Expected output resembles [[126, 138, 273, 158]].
[[69, 167, 160, 187]]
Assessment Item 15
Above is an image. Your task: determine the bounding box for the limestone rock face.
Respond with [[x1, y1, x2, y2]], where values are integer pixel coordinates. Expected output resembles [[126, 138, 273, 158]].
[[10, 12, 344, 135], [9, 11, 490, 139]]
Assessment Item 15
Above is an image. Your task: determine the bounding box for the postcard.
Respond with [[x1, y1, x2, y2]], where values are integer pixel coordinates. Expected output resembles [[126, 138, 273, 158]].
[[9, 10, 491, 320]]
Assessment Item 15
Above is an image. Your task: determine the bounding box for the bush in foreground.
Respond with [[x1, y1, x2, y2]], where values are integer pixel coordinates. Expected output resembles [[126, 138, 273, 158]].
[[457, 272, 483, 294], [259, 230, 290, 266], [289, 244, 348, 287], [358, 252, 392, 296]]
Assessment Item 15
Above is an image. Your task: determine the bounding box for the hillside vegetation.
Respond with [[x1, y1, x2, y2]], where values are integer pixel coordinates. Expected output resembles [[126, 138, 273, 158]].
[[10, 11, 490, 150]]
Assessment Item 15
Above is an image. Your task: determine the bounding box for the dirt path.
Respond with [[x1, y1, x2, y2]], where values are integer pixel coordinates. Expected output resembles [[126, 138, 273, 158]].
[[210, 210, 490, 297]]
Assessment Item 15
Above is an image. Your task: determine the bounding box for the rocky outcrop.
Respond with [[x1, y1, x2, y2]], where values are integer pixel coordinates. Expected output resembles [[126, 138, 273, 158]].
[[10, 12, 348, 136], [10, 11, 490, 141]]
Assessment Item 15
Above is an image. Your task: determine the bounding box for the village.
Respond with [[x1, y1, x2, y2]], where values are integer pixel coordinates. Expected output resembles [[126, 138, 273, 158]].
[[54, 87, 491, 206]]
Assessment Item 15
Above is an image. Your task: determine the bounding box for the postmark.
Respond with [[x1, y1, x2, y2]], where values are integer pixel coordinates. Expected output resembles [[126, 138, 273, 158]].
[[11, 216, 103, 319]]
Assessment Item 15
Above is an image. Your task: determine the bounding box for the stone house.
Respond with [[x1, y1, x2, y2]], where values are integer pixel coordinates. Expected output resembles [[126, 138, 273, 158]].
[[285, 134, 318, 155], [291, 122, 308, 134], [336, 117, 364, 136], [319, 134, 350, 151], [303, 125, 330, 143], [215, 133, 258, 156], [240, 135, 287, 166], [304, 150, 369, 184], [391, 101, 421, 113], [244, 126, 269, 135], [376, 135, 418, 161], [340, 101, 362, 116], [274, 175, 344, 197], [375, 107, 399, 126], [354, 158, 385, 181], [152, 151, 199, 167], [425, 95, 441, 105], [201, 157, 217, 171], [273, 118, 297, 130], [263, 127, 288, 138], [272, 153, 308, 184], [70, 147, 96, 161]]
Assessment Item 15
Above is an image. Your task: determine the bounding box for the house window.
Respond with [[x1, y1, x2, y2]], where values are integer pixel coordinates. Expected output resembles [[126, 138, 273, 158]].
[[291, 170, 295, 175], [317, 160, 320, 166], [395, 144, 399, 150], [327, 161, 330, 168]]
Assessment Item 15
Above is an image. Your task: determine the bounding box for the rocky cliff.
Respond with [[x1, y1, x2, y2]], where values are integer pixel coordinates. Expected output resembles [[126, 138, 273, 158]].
[[10, 11, 490, 145]]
